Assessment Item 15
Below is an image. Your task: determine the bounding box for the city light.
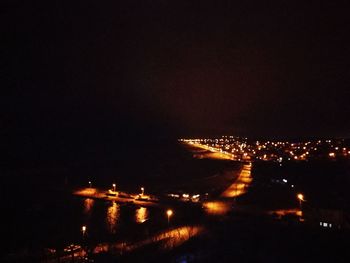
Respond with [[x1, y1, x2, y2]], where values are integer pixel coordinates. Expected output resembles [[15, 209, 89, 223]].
[[167, 209, 173, 217], [166, 209, 173, 225], [297, 193, 305, 220], [180, 136, 349, 163], [82, 225, 87, 236], [297, 193, 304, 201], [203, 201, 231, 215]]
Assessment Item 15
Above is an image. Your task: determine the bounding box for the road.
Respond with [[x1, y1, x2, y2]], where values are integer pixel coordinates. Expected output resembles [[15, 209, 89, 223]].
[[186, 142, 235, 160], [93, 225, 204, 255], [220, 163, 252, 198]]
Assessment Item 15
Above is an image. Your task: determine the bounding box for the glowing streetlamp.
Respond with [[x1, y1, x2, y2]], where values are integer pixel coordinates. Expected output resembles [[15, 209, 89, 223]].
[[141, 187, 144, 196], [297, 193, 305, 214], [88, 181, 92, 188], [82, 225, 87, 237], [166, 209, 173, 225], [297, 193, 304, 203], [112, 183, 116, 192]]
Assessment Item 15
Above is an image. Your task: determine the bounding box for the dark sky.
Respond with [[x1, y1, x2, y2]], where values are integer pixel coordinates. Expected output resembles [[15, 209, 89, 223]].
[[2, 1, 350, 161]]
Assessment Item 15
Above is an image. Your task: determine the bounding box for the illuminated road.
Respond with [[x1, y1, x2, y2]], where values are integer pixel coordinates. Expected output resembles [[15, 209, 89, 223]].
[[45, 246, 86, 263], [202, 201, 232, 215], [202, 163, 253, 215], [221, 163, 252, 198], [268, 208, 302, 218], [93, 225, 204, 255], [186, 142, 235, 160], [184, 140, 252, 189], [182, 141, 254, 215]]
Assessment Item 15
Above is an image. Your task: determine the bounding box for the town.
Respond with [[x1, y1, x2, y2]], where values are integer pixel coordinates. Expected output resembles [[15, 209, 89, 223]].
[[180, 136, 350, 162]]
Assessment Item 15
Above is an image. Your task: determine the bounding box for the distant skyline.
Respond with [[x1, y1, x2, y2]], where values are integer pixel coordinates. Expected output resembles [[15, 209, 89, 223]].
[[3, 1, 350, 161]]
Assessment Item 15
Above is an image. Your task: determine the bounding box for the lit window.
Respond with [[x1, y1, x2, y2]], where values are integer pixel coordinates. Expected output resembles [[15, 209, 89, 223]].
[[323, 223, 328, 227]]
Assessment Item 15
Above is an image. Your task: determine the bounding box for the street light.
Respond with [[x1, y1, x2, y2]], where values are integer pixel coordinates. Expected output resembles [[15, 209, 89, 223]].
[[141, 187, 144, 196], [82, 225, 87, 237], [297, 193, 305, 219], [112, 183, 116, 192], [81, 225, 88, 258], [88, 181, 92, 188], [166, 209, 173, 226], [297, 193, 304, 207]]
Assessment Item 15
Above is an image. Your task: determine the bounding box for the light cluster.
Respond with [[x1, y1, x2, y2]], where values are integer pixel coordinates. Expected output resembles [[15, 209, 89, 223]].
[[179, 136, 350, 162]]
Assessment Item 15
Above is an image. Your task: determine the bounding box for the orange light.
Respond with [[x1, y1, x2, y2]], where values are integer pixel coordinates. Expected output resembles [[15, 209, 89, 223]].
[[82, 225, 87, 235], [166, 209, 173, 217], [297, 193, 304, 201], [136, 207, 148, 223]]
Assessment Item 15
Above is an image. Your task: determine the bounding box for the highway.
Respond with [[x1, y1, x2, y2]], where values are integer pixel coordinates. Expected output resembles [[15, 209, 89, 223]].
[[92, 225, 204, 255], [221, 163, 252, 198], [186, 141, 235, 160]]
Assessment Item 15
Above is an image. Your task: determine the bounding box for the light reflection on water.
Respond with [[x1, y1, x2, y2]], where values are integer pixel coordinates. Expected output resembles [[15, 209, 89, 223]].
[[83, 198, 94, 215], [135, 207, 148, 223], [106, 201, 120, 234]]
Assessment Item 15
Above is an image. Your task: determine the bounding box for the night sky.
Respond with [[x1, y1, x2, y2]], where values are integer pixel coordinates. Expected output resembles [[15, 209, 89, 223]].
[[2, 1, 350, 161]]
